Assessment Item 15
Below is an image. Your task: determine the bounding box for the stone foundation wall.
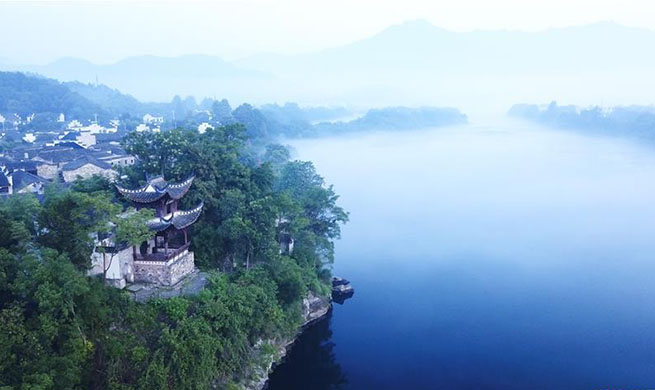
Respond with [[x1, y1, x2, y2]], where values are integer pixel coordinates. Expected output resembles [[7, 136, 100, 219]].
[[133, 251, 195, 286]]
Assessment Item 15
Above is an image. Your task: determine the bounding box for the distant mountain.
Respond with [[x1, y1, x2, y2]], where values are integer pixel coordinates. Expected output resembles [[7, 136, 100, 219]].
[[234, 20, 655, 111], [65, 81, 172, 117], [0, 55, 271, 102], [4, 21, 655, 109], [238, 20, 655, 75]]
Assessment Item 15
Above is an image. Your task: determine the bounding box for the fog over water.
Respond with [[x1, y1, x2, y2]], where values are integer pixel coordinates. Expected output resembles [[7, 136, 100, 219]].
[[269, 119, 655, 389]]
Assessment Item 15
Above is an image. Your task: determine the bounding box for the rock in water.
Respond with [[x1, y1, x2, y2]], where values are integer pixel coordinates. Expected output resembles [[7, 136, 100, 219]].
[[332, 276, 350, 287], [331, 276, 354, 304]]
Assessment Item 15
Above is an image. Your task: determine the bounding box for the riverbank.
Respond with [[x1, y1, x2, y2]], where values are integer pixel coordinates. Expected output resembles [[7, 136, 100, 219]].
[[231, 291, 332, 390]]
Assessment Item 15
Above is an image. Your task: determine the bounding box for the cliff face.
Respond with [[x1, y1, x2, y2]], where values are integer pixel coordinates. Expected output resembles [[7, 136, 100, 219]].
[[237, 291, 332, 390], [301, 291, 332, 327]]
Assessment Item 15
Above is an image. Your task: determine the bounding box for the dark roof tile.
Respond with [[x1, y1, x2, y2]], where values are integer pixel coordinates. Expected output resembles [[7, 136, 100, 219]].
[[62, 154, 114, 171], [0, 171, 9, 187], [146, 202, 204, 232], [10, 170, 49, 191], [116, 175, 195, 204]]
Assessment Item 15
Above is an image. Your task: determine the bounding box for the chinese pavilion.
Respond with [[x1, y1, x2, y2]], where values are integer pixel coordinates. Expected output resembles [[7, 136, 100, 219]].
[[91, 175, 203, 287]]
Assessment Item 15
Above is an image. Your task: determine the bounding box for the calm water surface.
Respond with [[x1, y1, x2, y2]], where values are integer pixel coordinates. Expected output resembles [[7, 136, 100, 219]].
[[267, 120, 655, 389]]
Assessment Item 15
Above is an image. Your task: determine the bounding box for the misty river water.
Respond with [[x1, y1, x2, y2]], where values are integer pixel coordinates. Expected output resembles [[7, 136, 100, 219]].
[[266, 118, 655, 389]]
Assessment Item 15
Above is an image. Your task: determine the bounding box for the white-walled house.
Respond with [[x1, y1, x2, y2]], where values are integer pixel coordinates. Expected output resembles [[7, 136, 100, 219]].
[[135, 124, 150, 132], [61, 155, 116, 182], [197, 122, 212, 134], [58, 131, 96, 148], [143, 114, 164, 125]]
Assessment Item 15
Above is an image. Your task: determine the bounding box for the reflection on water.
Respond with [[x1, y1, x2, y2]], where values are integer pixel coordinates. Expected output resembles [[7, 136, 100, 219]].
[[268, 120, 655, 389], [267, 314, 347, 390]]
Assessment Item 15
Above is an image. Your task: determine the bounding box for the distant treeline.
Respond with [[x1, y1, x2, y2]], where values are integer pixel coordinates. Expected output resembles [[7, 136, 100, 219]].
[[239, 104, 467, 139], [509, 102, 655, 141], [0, 71, 467, 138], [314, 106, 467, 135]]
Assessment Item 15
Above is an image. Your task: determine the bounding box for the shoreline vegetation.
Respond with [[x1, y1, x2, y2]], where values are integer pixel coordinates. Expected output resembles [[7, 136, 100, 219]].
[[0, 125, 348, 389], [238, 291, 332, 390], [509, 101, 655, 142]]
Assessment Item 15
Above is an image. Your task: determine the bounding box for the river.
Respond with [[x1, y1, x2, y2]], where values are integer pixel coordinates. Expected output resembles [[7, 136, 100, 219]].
[[267, 119, 655, 389]]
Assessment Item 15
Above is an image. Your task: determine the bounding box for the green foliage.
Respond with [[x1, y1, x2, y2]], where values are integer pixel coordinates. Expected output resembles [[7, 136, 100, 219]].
[[115, 208, 155, 248], [270, 257, 308, 307], [0, 123, 347, 389], [70, 175, 114, 193], [277, 161, 349, 265], [38, 185, 120, 269], [0, 72, 106, 121], [262, 144, 292, 172], [0, 249, 93, 390]]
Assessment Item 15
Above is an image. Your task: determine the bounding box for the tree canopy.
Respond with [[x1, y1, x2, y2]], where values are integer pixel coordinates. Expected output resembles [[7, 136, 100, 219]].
[[0, 122, 347, 389]]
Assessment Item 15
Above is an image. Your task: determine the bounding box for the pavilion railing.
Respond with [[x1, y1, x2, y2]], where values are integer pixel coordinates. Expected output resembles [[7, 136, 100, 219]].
[[134, 242, 190, 262]]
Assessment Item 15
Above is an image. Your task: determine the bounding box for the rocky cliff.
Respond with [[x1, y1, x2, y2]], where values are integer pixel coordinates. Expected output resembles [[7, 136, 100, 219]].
[[238, 291, 332, 390]]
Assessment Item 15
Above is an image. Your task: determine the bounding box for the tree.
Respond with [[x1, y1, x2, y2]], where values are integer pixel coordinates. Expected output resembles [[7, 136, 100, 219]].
[[232, 103, 269, 139], [39, 186, 120, 270], [115, 208, 155, 254], [122, 129, 192, 176], [277, 161, 348, 266], [211, 99, 233, 123], [262, 144, 292, 172], [97, 207, 155, 281]]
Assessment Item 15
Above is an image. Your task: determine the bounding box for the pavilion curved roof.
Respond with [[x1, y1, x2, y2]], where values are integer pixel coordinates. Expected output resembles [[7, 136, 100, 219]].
[[116, 175, 195, 203], [147, 202, 204, 232]]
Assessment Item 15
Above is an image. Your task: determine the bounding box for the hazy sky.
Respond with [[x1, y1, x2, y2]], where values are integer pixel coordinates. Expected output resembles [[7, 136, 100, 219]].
[[2, 0, 655, 64]]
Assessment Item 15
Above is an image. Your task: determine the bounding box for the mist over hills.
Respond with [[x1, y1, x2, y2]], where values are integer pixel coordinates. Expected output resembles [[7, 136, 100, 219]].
[[0, 71, 464, 138], [235, 20, 655, 112], [238, 20, 655, 74], [2, 20, 655, 112], [509, 102, 655, 142], [0, 55, 270, 103]]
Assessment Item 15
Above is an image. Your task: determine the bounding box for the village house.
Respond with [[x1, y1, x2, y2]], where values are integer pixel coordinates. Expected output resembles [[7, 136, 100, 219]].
[[0, 169, 50, 196], [197, 122, 212, 134], [0, 172, 11, 196], [24, 142, 135, 182], [143, 114, 164, 125], [135, 123, 160, 133], [61, 154, 117, 182], [97, 154, 136, 168], [57, 130, 96, 148], [36, 161, 59, 179], [9, 170, 49, 195]]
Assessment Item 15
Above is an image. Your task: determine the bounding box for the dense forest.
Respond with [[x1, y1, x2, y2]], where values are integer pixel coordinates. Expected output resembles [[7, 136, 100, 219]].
[[0, 72, 105, 123], [509, 102, 655, 141], [0, 123, 348, 389]]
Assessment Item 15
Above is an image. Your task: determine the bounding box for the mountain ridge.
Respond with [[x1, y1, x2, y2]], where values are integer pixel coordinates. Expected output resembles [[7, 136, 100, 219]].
[[3, 20, 655, 108]]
